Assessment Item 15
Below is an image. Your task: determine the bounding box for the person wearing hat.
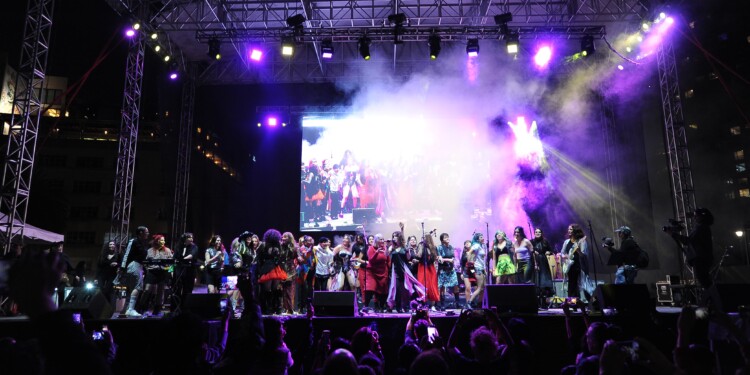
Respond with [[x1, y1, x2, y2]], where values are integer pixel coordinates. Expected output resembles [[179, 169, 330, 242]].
[[603, 226, 641, 284], [667, 208, 714, 288]]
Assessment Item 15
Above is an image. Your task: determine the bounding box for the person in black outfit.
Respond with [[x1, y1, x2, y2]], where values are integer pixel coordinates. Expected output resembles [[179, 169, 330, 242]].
[[603, 226, 641, 284], [119, 226, 150, 317], [668, 208, 714, 288], [96, 240, 120, 302], [172, 232, 199, 312]]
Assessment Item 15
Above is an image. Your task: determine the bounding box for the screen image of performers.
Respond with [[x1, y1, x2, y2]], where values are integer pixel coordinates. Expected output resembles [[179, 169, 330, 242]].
[[492, 231, 516, 285], [303, 161, 326, 226], [387, 222, 425, 313], [561, 224, 595, 301], [365, 234, 389, 312], [257, 229, 288, 315], [512, 227, 534, 284], [531, 228, 555, 301], [330, 235, 358, 291], [295, 235, 316, 314], [204, 235, 226, 294], [416, 233, 440, 310], [143, 234, 173, 317], [313, 237, 334, 291], [280, 232, 298, 314], [463, 233, 487, 308], [436, 233, 460, 310]]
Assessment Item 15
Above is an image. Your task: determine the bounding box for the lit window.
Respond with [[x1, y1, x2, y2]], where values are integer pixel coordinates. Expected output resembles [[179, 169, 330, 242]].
[[737, 163, 746, 173], [740, 189, 750, 198], [731, 126, 741, 135], [736, 150, 746, 160]]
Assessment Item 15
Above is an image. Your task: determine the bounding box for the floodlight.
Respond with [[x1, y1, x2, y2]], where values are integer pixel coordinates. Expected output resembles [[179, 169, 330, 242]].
[[428, 34, 441, 60], [466, 39, 479, 57], [581, 35, 595, 57], [506, 34, 519, 54], [208, 38, 221, 60], [281, 37, 295, 56], [358, 36, 371, 60], [494, 13, 513, 25], [287, 14, 306, 28], [321, 39, 334, 59]]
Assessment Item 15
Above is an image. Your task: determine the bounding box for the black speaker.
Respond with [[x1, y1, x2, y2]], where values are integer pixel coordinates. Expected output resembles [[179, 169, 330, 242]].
[[715, 284, 750, 312], [596, 284, 653, 315], [184, 294, 225, 319], [486, 284, 538, 314], [60, 287, 113, 320], [353, 208, 376, 224], [313, 291, 356, 316]]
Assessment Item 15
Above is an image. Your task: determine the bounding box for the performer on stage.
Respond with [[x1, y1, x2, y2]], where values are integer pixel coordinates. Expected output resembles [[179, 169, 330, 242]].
[[143, 234, 173, 316], [96, 240, 120, 303], [340, 150, 361, 213], [561, 224, 595, 300], [257, 229, 287, 315], [466, 233, 487, 308], [303, 162, 326, 225], [280, 232, 298, 314], [436, 233, 460, 309], [365, 234, 389, 312], [226, 234, 247, 313], [296, 235, 316, 313], [531, 228, 555, 299], [387, 222, 425, 313], [330, 235, 358, 291], [460, 239, 475, 308], [172, 232, 199, 312], [120, 226, 150, 317], [313, 237, 334, 291], [204, 235, 225, 294], [492, 231, 516, 284], [352, 234, 369, 303], [406, 235, 420, 276], [416, 233, 440, 310], [603, 226, 641, 285], [512, 227, 534, 284]]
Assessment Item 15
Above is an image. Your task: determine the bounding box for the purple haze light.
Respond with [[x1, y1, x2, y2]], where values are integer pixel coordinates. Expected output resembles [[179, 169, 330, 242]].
[[169, 72, 178, 80], [534, 45, 553, 68], [250, 49, 263, 61], [125, 28, 136, 38], [267, 117, 278, 127], [508, 116, 544, 164]]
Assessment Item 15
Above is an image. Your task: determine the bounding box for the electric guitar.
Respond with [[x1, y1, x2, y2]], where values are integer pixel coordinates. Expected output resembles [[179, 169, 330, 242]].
[[561, 240, 579, 275]]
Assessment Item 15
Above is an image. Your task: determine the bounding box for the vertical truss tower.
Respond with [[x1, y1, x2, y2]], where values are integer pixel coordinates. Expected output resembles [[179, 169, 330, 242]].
[[1, 0, 55, 253], [109, 36, 145, 246], [170, 63, 196, 249]]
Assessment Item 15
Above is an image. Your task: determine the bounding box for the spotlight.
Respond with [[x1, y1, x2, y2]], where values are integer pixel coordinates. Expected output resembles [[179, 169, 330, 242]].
[[250, 48, 263, 61], [287, 14, 306, 28], [581, 35, 595, 57], [494, 12, 513, 25], [125, 28, 136, 38], [506, 34, 519, 54], [387, 13, 407, 26], [281, 37, 294, 56], [154, 45, 161, 52], [168, 62, 179, 80], [268, 116, 278, 127], [132, 22, 141, 30], [533, 45, 553, 68], [358, 36, 371, 60], [428, 34, 441, 60], [164, 55, 171, 62], [151, 32, 158, 40], [85, 282, 94, 290], [466, 39, 479, 57], [321, 39, 334, 59], [208, 38, 221, 60]]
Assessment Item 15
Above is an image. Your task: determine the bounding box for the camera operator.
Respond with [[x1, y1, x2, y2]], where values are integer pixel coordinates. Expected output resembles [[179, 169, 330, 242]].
[[665, 208, 714, 288], [602, 226, 641, 284]]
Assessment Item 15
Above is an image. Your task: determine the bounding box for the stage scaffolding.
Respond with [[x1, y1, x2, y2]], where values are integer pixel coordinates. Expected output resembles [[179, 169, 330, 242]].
[[170, 63, 197, 250]]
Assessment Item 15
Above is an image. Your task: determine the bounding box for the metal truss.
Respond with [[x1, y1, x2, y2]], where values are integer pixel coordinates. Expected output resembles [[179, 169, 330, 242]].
[[109, 36, 146, 247], [1, 0, 55, 253], [170, 63, 197, 249], [657, 40, 696, 233], [599, 95, 620, 233]]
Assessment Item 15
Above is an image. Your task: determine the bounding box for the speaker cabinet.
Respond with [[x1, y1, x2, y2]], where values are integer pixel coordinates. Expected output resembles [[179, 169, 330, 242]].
[[184, 294, 225, 319], [60, 287, 113, 320], [352, 208, 377, 224], [313, 291, 357, 317], [596, 284, 653, 315], [486, 284, 538, 314]]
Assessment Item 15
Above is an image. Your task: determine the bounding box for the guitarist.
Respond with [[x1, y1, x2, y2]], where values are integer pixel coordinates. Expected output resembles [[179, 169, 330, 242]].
[[561, 224, 590, 299]]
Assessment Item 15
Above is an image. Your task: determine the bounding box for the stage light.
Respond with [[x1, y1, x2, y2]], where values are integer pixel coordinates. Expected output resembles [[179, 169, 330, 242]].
[[494, 12, 513, 25], [534, 45, 552, 68], [642, 22, 650, 31], [321, 39, 334, 59], [388, 13, 407, 26], [281, 37, 294, 56], [151, 32, 158, 40], [358, 36, 371, 60], [466, 39, 479, 57], [125, 28, 136, 38], [208, 38, 221, 60], [250, 48, 263, 61], [428, 34, 441, 60], [164, 55, 171, 62], [581, 35, 595, 57], [168, 62, 179, 80], [169, 72, 178, 80], [617, 64, 624, 70], [154, 45, 161, 52], [506, 34, 519, 54], [132, 23, 141, 30], [267, 117, 278, 127], [287, 14, 306, 28], [85, 282, 94, 290]]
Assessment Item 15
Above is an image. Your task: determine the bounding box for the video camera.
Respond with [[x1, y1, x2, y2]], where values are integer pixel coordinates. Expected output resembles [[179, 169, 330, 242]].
[[662, 219, 685, 233]]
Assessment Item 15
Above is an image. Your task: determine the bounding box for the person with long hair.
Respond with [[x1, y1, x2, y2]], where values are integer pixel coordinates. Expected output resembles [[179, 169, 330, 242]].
[[460, 239, 475, 308], [531, 228, 555, 300], [313, 237, 334, 292], [172, 232, 199, 312], [416, 234, 440, 310], [204, 235, 225, 294], [96, 240, 120, 303], [467, 233, 487, 308], [280, 232, 298, 314], [352, 233, 369, 303], [387, 223, 425, 313], [304, 163, 326, 225], [365, 234, 389, 312], [561, 224, 595, 300], [296, 235, 316, 313], [512, 227, 534, 284], [258, 229, 288, 315], [436, 233, 460, 309], [144, 234, 173, 316], [339, 150, 361, 213], [226, 234, 246, 313], [331, 235, 358, 291], [492, 231, 516, 284]]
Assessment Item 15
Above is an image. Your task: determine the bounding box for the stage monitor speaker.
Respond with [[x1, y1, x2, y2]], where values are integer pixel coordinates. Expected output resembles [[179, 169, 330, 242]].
[[596, 284, 653, 315], [715, 284, 750, 313], [60, 287, 113, 320], [184, 294, 225, 319], [313, 291, 356, 317], [486, 284, 538, 314], [353, 208, 377, 224]]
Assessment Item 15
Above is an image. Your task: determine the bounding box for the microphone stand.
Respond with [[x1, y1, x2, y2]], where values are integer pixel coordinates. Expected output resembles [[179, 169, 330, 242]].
[[420, 222, 427, 309], [484, 222, 490, 308]]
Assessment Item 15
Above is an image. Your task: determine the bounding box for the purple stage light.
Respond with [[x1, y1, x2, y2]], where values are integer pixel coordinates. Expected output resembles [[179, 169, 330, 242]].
[[250, 49, 263, 61], [534, 46, 553, 68], [169, 72, 178, 80], [267, 117, 278, 127], [125, 28, 136, 38], [322, 51, 333, 59], [508, 116, 544, 163]]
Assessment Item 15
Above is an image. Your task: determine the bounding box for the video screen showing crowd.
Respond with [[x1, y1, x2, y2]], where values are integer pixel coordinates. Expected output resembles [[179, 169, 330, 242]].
[[98, 214, 675, 318]]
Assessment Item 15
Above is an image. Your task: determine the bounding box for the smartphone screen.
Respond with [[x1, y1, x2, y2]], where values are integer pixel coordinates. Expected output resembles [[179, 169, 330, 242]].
[[427, 326, 438, 340], [72, 313, 82, 324]]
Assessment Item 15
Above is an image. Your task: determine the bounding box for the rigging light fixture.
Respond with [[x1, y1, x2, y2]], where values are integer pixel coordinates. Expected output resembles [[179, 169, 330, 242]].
[[388, 13, 407, 45], [428, 34, 441, 60], [358, 36, 371, 60], [281, 37, 295, 56], [466, 39, 479, 57], [321, 39, 334, 59], [506, 33, 519, 54], [208, 38, 221, 60], [581, 35, 595, 57]]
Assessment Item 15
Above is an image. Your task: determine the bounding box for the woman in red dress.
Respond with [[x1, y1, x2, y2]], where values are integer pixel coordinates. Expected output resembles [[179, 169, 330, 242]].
[[416, 233, 440, 309], [365, 234, 389, 312]]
